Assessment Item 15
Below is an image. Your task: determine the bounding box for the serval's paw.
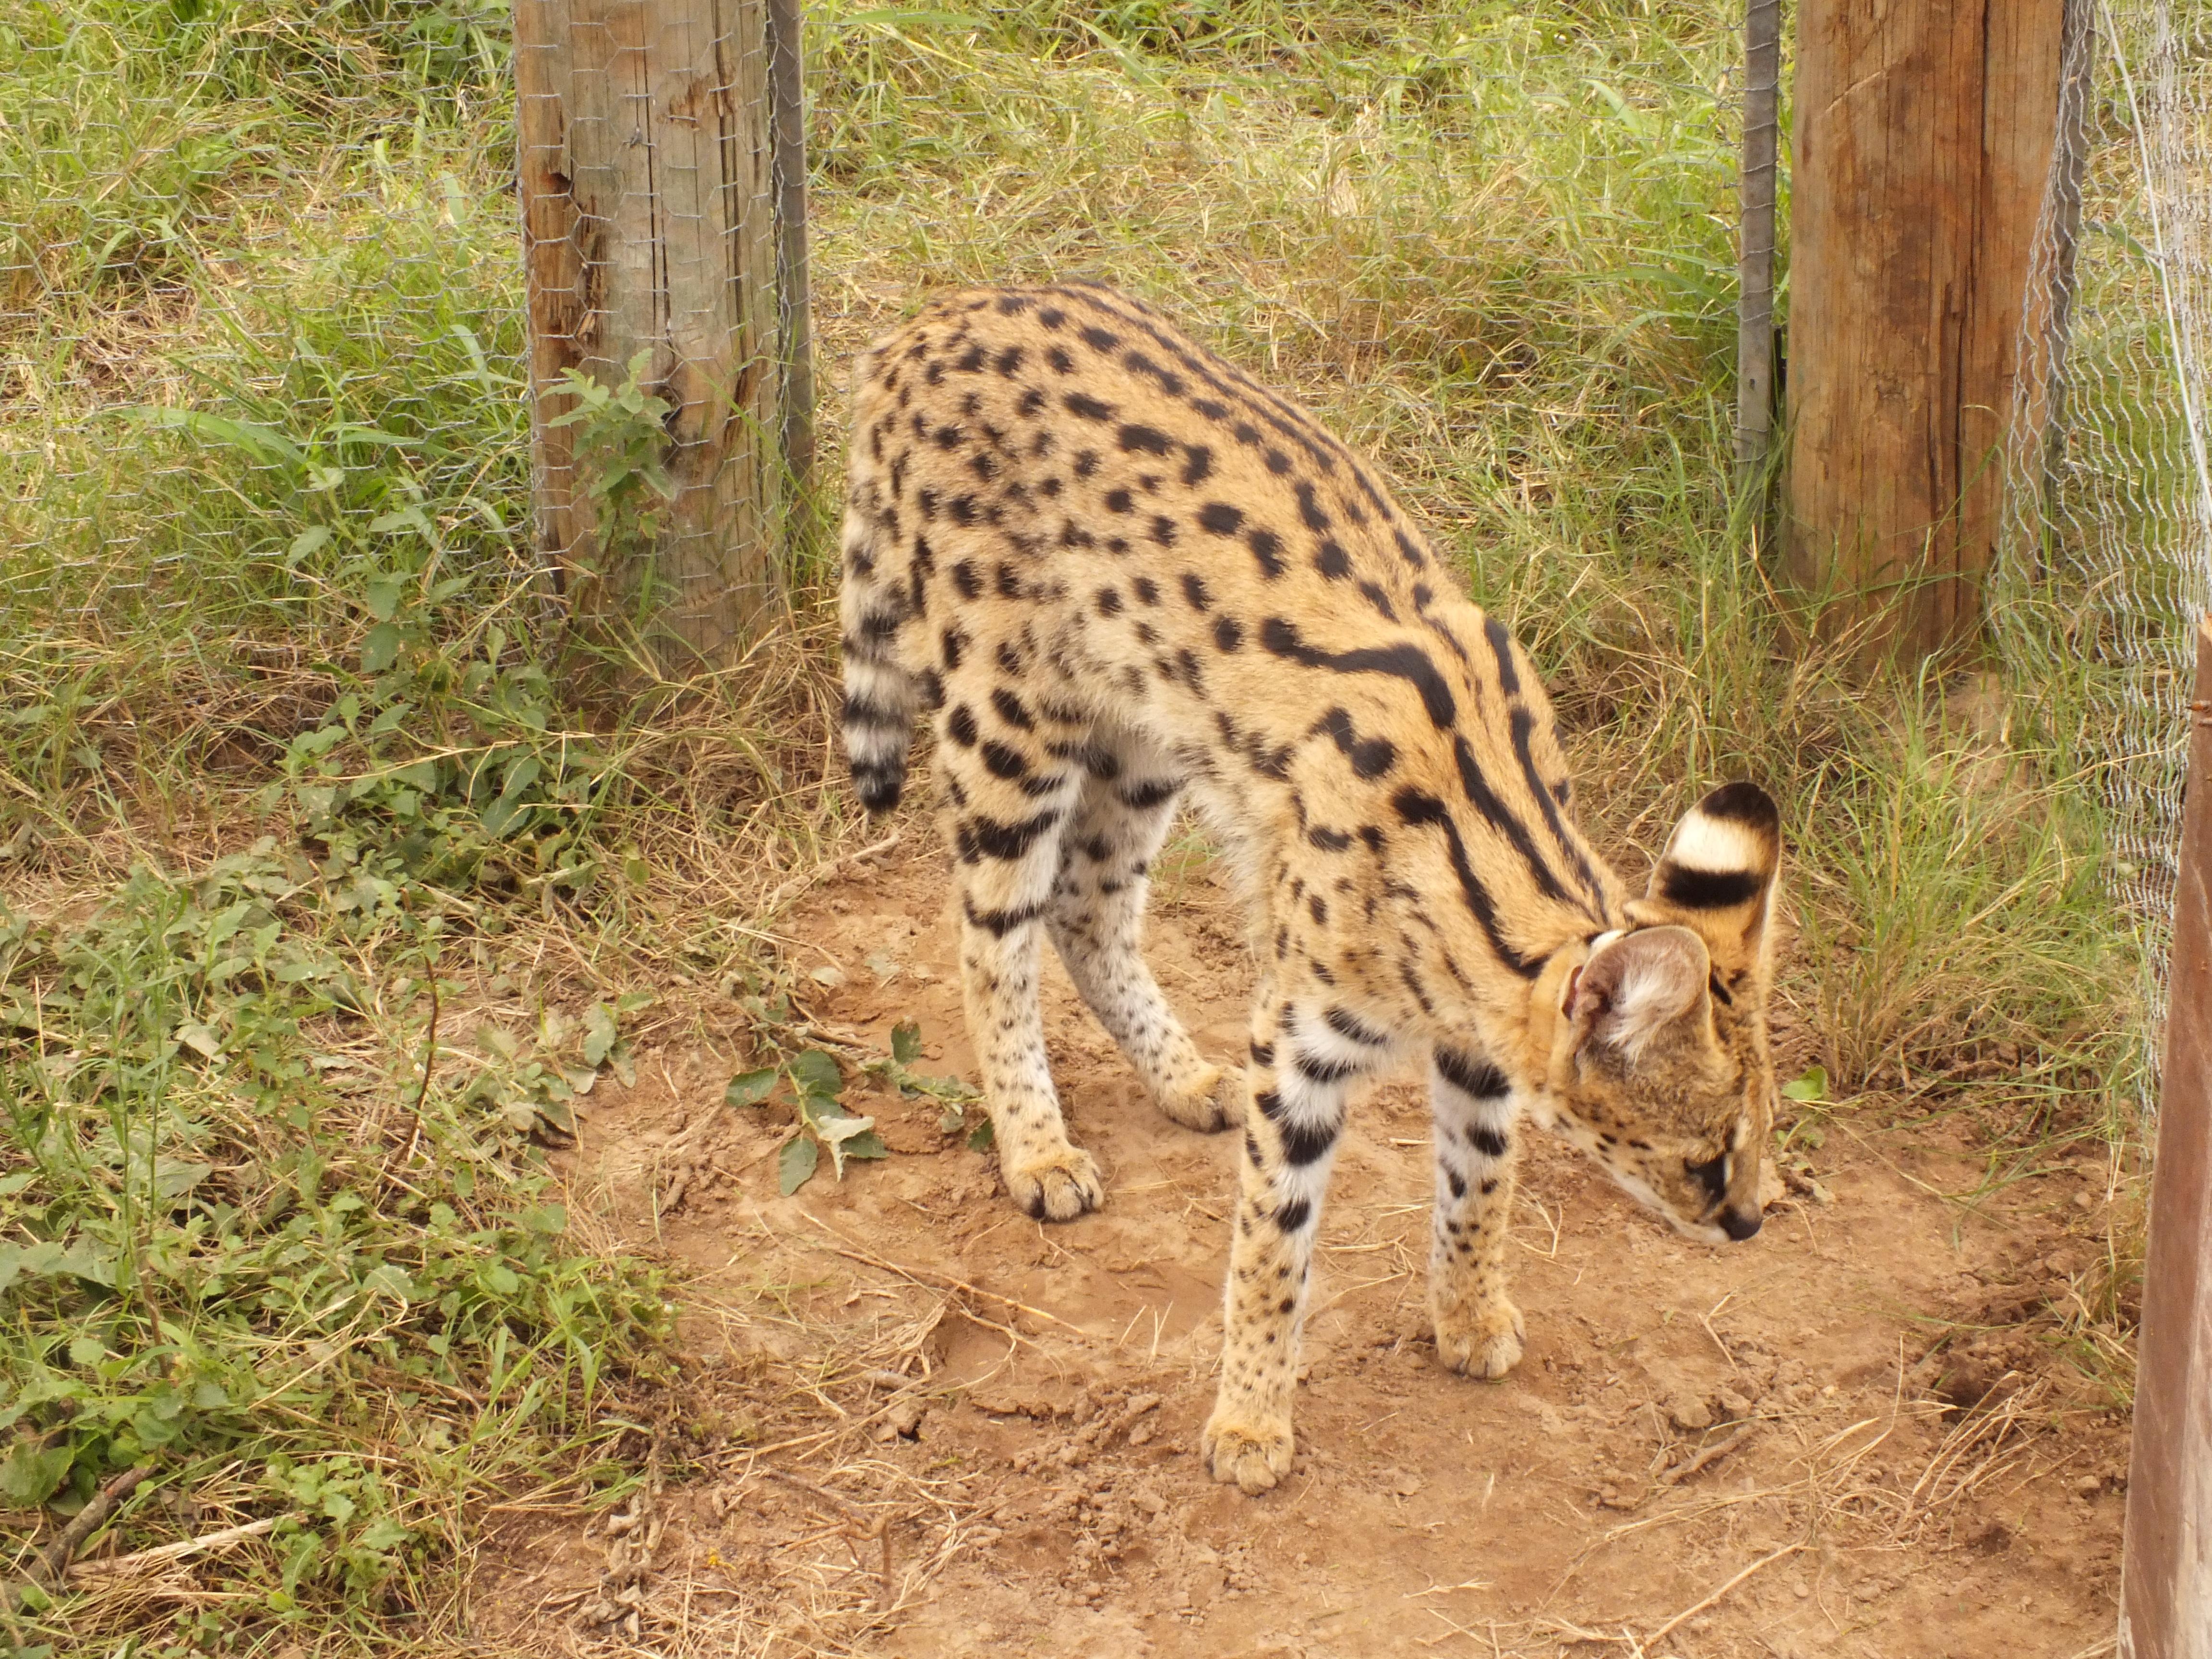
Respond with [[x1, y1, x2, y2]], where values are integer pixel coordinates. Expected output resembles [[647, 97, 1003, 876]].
[[1003, 1144, 1105, 1222], [1158, 1064, 1238, 1134], [1201, 1407, 1294, 1494], [1435, 1293, 1526, 1380]]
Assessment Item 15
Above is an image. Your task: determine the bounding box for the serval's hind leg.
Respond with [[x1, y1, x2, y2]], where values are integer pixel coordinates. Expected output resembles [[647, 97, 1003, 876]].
[[1045, 725, 1234, 1133]]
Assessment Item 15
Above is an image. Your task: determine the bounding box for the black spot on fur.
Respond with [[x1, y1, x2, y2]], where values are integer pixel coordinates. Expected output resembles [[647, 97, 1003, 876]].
[[1118, 778, 1180, 812], [1314, 707, 1396, 779], [1247, 528, 1285, 578], [1315, 541, 1351, 580], [1214, 616, 1244, 652], [1324, 1006, 1387, 1047], [946, 705, 977, 746], [1198, 502, 1243, 537], [1182, 445, 1213, 485], [962, 896, 1045, 937], [1435, 1049, 1508, 1100], [956, 807, 1065, 864], [991, 688, 1034, 729]]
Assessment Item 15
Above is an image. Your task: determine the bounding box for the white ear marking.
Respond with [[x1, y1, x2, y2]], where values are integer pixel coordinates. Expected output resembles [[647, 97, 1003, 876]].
[[1666, 811, 1764, 875]]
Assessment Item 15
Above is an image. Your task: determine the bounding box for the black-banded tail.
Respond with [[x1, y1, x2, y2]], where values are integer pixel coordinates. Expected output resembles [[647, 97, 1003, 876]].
[[838, 491, 920, 814]]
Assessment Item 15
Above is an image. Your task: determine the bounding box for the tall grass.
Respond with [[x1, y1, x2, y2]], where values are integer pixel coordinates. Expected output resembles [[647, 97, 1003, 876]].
[[0, 0, 2147, 1647]]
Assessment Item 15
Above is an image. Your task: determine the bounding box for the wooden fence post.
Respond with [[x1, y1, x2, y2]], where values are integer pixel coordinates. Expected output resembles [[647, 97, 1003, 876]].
[[1734, 0, 1782, 495], [2119, 615, 2212, 1657], [515, 0, 788, 676], [1784, 1, 2073, 662], [767, 0, 815, 499]]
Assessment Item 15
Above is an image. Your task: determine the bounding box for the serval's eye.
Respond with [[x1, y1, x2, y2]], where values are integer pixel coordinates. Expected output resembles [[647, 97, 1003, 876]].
[[1684, 1153, 1728, 1201]]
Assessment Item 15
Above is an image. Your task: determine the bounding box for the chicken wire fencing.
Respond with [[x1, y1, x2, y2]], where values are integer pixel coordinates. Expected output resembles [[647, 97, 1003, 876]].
[[1994, 0, 2212, 1103]]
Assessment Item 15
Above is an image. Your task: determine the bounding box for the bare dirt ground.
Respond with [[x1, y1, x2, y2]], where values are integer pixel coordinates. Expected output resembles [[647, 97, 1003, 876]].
[[474, 841, 2128, 1659]]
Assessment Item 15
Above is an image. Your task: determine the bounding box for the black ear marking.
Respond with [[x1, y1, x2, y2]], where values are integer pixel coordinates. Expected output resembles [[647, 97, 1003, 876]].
[[1659, 866, 1767, 910]]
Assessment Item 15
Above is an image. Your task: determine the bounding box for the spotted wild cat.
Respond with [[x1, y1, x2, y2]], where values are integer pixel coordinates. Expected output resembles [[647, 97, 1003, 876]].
[[836, 282, 1781, 1492]]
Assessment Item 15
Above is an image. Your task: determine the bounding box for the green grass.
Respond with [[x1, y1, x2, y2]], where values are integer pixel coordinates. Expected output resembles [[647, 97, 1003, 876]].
[[0, 0, 2157, 1648]]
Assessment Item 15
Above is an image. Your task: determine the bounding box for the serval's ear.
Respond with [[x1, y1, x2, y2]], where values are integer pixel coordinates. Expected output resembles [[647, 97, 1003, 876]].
[[1625, 782, 1781, 982], [1565, 926, 1709, 1062]]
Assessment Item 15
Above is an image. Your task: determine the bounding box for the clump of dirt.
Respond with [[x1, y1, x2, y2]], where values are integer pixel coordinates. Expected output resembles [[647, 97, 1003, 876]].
[[472, 849, 2127, 1657]]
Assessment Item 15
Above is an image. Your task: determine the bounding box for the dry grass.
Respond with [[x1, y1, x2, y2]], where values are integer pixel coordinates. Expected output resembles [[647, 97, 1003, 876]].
[[1, 0, 2153, 1650]]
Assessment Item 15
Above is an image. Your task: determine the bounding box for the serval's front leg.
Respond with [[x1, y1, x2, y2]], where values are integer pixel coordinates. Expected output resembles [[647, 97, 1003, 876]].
[[1427, 1047, 1526, 1379], [1203, 991, 1391, 1493]]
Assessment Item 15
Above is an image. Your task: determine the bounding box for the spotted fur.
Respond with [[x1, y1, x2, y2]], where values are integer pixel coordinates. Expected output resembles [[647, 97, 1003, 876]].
[[838, 283, 1784, 1493]]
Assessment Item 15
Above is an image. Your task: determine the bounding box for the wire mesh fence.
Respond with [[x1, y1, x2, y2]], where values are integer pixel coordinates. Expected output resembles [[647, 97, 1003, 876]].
[[1996, 0, 2212, 1100]]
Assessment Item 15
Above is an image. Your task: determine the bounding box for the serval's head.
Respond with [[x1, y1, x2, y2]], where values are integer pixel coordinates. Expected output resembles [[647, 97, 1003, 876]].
[[1538, 782, 1782, 1246]]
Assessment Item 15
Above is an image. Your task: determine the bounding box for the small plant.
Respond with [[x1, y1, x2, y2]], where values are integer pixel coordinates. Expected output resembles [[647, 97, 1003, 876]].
[[467, 994, 651, 1142], [726, 1050, 890, 1195], [868, 1021, 992, 1151], [547, 350, 678, 559]]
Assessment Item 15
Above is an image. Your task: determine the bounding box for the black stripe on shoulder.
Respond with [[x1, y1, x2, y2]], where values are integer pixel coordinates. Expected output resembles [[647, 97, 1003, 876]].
[[1659, 865, 1768, 909], [1391, 788, 1542, 977], [1506, 706, 1607, 907], [1482, 615, 1521, 697], [1453, 736, 1574, 907], [1262, 619, 1456, 728]]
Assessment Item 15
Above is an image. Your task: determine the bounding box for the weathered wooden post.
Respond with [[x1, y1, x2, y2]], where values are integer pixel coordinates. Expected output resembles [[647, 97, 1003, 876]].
[[767, 0, 815, 498], [2119, 618, 2212, 1657], [1734, 0, 1782, 494], [1785, 1, 2075, 661], [515, 0, 800, 674]]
